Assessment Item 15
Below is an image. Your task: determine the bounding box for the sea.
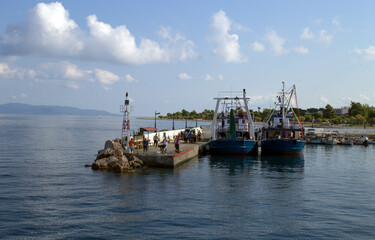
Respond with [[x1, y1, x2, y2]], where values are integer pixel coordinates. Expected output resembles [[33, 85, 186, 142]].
[[0, 114, 375, 239]]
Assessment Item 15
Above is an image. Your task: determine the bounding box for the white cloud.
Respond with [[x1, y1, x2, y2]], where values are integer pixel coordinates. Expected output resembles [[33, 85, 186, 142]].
[[178, 73, 192, 80], [11, 93, 28, 99], [64, 62, 86, 79], [158, 26, 196, 61], [1, 60, 123, 90], [293, 46, 309, 55], [203, 74, 213, 81], [0, 2, 195, 65], [125, 74, 136, 82], [332, 17, 340, 26], [218, 74, 224, 81], [0, 62, 35, 79], [1, 2, 83, 57], [354, 46, 375, 61], [360, 93, 371, 101], [265, 30, 288, 55], [301, 27, 314, 39], [93, 68, 119, 85], [66, 81, 80, 89], [210, 10, 246, 62], [320, 95, 329, 104], [318, 30, 333, 44], [251, 41, 265, 52], [301, 27, 333, 45]]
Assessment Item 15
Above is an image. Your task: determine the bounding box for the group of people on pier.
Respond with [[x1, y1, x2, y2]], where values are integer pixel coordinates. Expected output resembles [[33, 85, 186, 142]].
[[127, 129, 201, 155]]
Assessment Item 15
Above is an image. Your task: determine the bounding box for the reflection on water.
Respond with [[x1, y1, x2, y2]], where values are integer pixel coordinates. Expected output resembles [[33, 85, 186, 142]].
[[207, 154, 304, 174], [208, 154, 258, 175], [259, 154, 305, 172]]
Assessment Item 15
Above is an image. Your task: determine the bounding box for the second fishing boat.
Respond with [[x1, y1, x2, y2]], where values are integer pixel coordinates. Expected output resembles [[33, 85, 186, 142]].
[[260, 82, 305, 155]]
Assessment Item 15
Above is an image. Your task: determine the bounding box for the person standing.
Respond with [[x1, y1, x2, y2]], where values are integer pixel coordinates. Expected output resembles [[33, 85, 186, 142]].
[[174, 136, 180, 153], [161, 137, 168, 154], [143, 137, 149, 154], [153, 134, 159, 147], [129, 138, 134, 154]]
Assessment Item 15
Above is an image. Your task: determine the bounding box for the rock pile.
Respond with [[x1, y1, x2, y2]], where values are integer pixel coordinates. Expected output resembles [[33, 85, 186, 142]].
[[92, 138, 145, 172]]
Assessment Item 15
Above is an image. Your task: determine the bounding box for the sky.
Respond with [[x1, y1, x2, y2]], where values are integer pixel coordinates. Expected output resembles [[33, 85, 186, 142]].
[[1, 1, 375, 116]]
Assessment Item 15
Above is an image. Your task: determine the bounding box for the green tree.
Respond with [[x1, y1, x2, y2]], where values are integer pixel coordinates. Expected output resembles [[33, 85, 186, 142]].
[[349, 102, 367, 118], [181, 109, 189, 117], [323, 104, 336, 119]]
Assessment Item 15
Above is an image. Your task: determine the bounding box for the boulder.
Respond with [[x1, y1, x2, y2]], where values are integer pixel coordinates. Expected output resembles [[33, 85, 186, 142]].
[[92, 158, 109, 170], [135, 158, 144, 167], [104, 140, 115, 150], [114, 142, 122, 151], [133, 162, 141, 168], [97, 148, 114, 160], [112, 163, 123, 173], [107, 156, 119, 168], [114, 148, 123, 159]]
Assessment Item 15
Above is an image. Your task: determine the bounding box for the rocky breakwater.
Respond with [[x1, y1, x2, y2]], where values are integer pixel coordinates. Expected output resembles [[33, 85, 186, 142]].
[[92, 138, 145, 172]]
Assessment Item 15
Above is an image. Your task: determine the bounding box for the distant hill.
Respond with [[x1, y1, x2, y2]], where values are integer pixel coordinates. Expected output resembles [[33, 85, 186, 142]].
[[0, 103, 118, 116]]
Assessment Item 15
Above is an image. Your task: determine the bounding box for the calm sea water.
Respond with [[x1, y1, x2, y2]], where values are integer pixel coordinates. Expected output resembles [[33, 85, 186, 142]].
[[0, 115, 375, 239]]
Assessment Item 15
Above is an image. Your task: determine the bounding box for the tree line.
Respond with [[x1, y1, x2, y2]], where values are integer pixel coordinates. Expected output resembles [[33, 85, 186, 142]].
[[159, 101, 375, 126]]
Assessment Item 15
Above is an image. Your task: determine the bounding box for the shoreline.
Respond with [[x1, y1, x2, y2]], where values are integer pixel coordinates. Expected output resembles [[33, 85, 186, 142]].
[[137, 117, 211, 122]]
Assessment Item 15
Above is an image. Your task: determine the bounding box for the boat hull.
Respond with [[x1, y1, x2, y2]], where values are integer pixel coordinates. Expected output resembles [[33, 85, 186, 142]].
[[261, 139, 305, 155], [209, 138, 257, 155]]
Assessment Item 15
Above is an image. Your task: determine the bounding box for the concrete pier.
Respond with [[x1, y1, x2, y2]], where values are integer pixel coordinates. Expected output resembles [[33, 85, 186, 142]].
[[125, 142, 203, 168]]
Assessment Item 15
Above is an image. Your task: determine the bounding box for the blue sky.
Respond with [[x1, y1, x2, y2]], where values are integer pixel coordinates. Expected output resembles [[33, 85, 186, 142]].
[[1, 1, 375, 116]]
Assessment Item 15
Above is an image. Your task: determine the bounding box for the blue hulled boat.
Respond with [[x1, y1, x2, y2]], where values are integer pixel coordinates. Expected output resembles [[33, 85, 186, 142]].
[[208, 89, 257, 155], [209, 138, 257, 155], [260, 82, 305, 155]]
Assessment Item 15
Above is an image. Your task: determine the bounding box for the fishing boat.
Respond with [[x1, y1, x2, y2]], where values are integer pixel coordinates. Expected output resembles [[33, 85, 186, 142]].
[[260, 82, 305, 155], [208, 89, 257, 155]]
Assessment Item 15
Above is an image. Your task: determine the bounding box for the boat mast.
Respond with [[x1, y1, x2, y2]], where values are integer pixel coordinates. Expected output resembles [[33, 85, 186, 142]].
[[211, 98, 221, 140], [281, 81, 285, 127], [242, 89, 254, 139]]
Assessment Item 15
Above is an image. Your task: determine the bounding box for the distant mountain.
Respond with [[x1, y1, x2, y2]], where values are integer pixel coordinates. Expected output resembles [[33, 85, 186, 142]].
[[0, 103, 118, 116]]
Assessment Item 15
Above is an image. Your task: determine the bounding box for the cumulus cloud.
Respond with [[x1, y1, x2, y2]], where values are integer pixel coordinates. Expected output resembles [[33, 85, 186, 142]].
[[301, 27, 314, 39], [320, 95, 329, 104], [332, 17, 340, 26], [301, 27, 333, 44], [360, 93, 371, 101], [11, 93, 28, 99], [203, 74, 213, 81], [1, 60, 124, 89], [125, 74, 136, 82], [265, 30, 288, 55], [354, 46, 375, 61], [92, 69, 119, 85], [318, 30, 333, 44], [1, 2, 83, 57], [178, 73, 192, 80], [210, 10, 246, 62], [157, 26, 196, 61], [218, 74, 224, 80], [0, 2, 195, 65], [293, 46, 309, 55], [0, 62, 35, 79], [251, 41, 265, 52]]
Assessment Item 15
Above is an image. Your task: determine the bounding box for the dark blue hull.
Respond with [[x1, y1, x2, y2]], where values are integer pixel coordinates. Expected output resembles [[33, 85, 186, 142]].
[[209, 138, 257, 155], [261, 139, 305, 155]]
